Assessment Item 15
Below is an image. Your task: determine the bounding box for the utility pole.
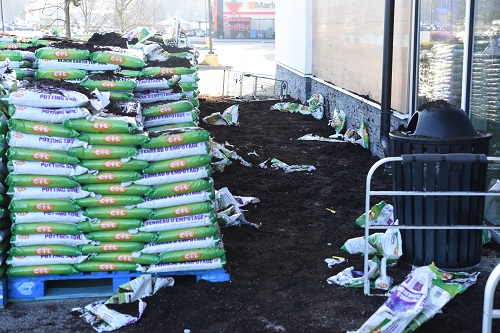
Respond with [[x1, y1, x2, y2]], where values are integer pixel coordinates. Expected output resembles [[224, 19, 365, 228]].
[[207, 0, 213, 54]]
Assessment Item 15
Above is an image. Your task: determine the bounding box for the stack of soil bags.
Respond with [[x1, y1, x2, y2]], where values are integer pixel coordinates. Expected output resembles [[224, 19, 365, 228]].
[[0, 109, 8, 279]]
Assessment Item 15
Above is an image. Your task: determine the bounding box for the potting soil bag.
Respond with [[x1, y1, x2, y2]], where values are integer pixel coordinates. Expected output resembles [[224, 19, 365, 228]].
[[87, 252, 159, 265], [64, 118, 138, 134], [82, 184, 152, 196], [84, 207, 153, 219], [143, 111, 199, 128], [117, 69, 142, 77], [143, 129, 209, 149], [7, 254, 88, 266], [133, 142, 210, 162], [11, 234, 90, 246], [143, 154, 211, 174], [35, 68, 88, 80], [159, 247, 225, 263], [77, 133, 149, 146], [81, 78, 137, 92], [8, 186, 91, 200], [2, 60, 31, 68], [146, 257, 224, 273], [141, 236, 220, 254], [134, 90, 185, 104], [8, 119, 79, 138], [7, 132, 87, 151], [86, 230, 156, 243], [330, 109, 346, 135], [72, 171, 141, 184], [146, 122, 198, 133], [137, 189, 214, 209], [9, 199, 81, 212], [355, 201, 395, 227], [35, 47, 91, 60], [108, 91, 135, 101], [8, 244, 82, 256], [90, 51, 145, 69], [141, 66, 196, 76], [11, 223, 81, 235], [79, 159, 148, 171], [141, 100, 194, 118], [140, 212, 217, 232], [7, 148, 80, 164], [74, 261, 144, 272], [76, 195, 144, 207], [147, 178, 214, 198], [8, 105, 91, 123], [179, 73, 199, 83], [11, 211, 88, 224], [8, 160, 88, 177], [152, 201, 215, 220], [35, 59, 121, 71], [77, 219, 143, 233], [134, 166, 212, 186], [178, 82, 198, 92], [155, 226, 219, 243], [307, 94, 325, 120], [67, 146, 139, 160], [6, 174, 79, 188], [5, 88, 89, 108], [79, 242, 144, 254], [134, 77, 178, 91], [0, 50, 23, 61], [7, 264, 77, 276]]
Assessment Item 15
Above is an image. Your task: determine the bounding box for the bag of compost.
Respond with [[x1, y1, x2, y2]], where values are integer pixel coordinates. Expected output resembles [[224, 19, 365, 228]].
[[7, 132, 87, 152], [8, 119, 79, 138], [7, 160, 88, 177], [147, 178, 213, 198], [84, 207, 153, 219], [8, 244, 82, 256], [146, 257, 224, 274], [79, 241, 144, 254], [141, 100, 193, 118], [74, 261, 144, 272], [143, 154, 211, 174], [7, 264, 77, 276], [11, 234, 90, 246], [11, 222, 81, 235], [86, 230, 157, 243], [67, 146, 138, 160], [134, 166, 212, 186], [35, 59, 121, 71], [7, 147, 80, 164], [76, 195, 144, 207], [143, 129, 209, 149], [81, 183, 152, 196], [35, 47, 91, 60], [7, 255, 88, 266], [6, 174, 79, 188], [87, 252, 159, 265], [72, 171, 141, 184], [35, 68, 88, 80], [140, 212, 217, 232], [159, 247, 224, 263], [141, 236, 219, 254], [9, 199, 81, 212], [79, 159, 148, 171], [8, 186, 91, 200], [152, 201, 215, 220], [77, 133, 149, 146], [143, 111, 199, 128], [77, 219, 143, 233], [89, 51, 145, 69], [11, 211, 88, 224], [8, 105, 91, 124], [64, 117, 138, 134], [137, 189, 214, 209], [133, 142, 209, 162]]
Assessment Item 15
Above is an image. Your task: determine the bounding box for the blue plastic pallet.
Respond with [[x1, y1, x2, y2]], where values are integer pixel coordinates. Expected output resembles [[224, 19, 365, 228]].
[[0, 277, 6, 308], [7, 268, 230, 302]]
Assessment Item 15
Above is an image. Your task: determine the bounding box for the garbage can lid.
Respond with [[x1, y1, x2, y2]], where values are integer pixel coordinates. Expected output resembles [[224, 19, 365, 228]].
[[407, 100, 477, 137]]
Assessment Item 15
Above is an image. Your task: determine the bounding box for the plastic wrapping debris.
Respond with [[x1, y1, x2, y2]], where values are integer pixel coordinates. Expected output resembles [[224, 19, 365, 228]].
[[329, 109, 346, 138], [77, 274, 174, 332], [214, 187, 260, 228], [259, 158, 315, 173], [297, 134, 346, 142], [209, 140, 252, 171], [350, 264, 479, 333], [341, 228, 403, 263], [270, 94, 324, 120], [326, 259, 379, 288], [345, 117, 369, 149], [325, 256, 347, 268], [202, 104, 239, 126], [355, 201, 395, 227]]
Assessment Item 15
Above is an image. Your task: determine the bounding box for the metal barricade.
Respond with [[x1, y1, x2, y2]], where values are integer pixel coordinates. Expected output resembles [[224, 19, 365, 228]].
[[223, 70, 288, 101], [363, 155, 500, 305]]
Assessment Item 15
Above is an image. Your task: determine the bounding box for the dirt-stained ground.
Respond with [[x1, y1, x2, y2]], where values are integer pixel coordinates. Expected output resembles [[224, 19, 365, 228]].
[[0, 96, 499, 333]]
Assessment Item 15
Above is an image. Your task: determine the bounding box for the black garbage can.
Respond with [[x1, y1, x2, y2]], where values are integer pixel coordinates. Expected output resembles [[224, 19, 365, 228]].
[[389, 100, 492, 269]]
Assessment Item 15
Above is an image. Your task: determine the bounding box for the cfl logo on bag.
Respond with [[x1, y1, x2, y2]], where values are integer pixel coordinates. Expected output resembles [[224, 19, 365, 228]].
[[174, 206, 192, 216], [169, 159, 187, 170], [16, 105, 26, 110], [14, 160, 25, 165], [104, 134, 123, 143], [114, 232, 132, 240], [158, 106, 174, 114], [173, 183, 190, 193], [160, 68, 175, 75], [165, 134, 184, 144], [32, 152, 52, 161], [35, 225, 55, 233], [35, 247, 54, 255], [7, 43, 18, 49], [13, 133, 23, 138], [109, 55, 125, 64], [102, 244, 120, 251], [54, 50, 71, 58], [35, 202, 55, 211], [18, 234, 30, 239], [12, 93, 24, 98], [178, 230, 196, 239], [33, 266, 51, 275], [31, 177, 51, 186], [98, 263, 116, 271], [92, 121, 111, 130], [108, 208, 127, 217], [97, 173, 116, 181], [183, 252, 201, 260], [98, 196, 117, 205], [100, 81, 116, 89], [93, 148, 112, 157], [52, 70, 69, 78], [32, 124, 51, 134], [104, 160, 122, 169], [16, 187, 27, 191], [109, 185, 127, 193], [99, 221, 118, 229], [116, 254, 134, 262]]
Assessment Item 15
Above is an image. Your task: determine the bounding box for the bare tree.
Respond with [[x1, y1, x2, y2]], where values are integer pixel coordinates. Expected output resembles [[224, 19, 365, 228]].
[[113, 0, 135, 33], [74, 0, 110, 34], [28, 0, 81, 38]]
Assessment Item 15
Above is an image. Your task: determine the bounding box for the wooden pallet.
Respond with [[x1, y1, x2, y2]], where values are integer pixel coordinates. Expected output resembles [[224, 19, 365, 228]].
[[7, 269, 230, 302]]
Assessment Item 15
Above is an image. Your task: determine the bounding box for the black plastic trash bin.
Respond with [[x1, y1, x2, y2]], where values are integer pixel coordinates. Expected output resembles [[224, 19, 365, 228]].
[[389, 100, 492, 268]]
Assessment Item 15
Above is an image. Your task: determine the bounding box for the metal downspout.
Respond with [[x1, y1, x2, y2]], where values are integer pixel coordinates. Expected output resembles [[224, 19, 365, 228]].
[[380, 0, 396, 158]]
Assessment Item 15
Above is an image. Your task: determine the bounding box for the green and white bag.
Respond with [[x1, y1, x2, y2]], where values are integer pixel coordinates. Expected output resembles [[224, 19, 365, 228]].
[[77, 219, 144, 233], [8, 119, 79, 138], [77, 133, 149, 146], [11, 211, 88, 224], [79, 241, 144, 254], [81, 183, 152, 196], [141, 236, 220, 254], [8, 244, 82, 256], [7, 160, 88, 177], [84, 207, 153, 219], [143, 154, 211, 174], [90, 51, 145, 69], [8, 105, 91, 124], [74, 261, 144, 272], [5, 88, 90, 108], [7, 264, 77, 276], [64, 118, 138, 134], [7, 255, 88, 267], [35, 68, 88, 80], [12, 223, 81, 235], [0, 50, 23, 61], [7, 147, 80, 164], [35, 47, 91, 60], [143, 129, 209, 149], [152, 201, 215, 220], [7, 132, 87, 151], [134, 90, 185, 104], [140, 212, 217, 232], [141, 100, 193, 118], [133, 142, 210, 162], [87, 252, 159, 265], [134, 166, 212, 186], [86, 230, 156, 243], [35, 58, 121, 71], [155, 225, 219, 243], [159, 247, 224, 263], [147, 178, 214, 198], [67, 146, 138, 160], [143, 111, 199, 128], [76, 195, 144, 207], [9, 199, 81, 212], [146, 257, 224, 273], [79, 159, 147, 171], [137, 189, 214, 209], [11, 233, 90, 246], [8, 186, 91, 200], [72, 171, 141, 184], [6, 174, 79, 188]]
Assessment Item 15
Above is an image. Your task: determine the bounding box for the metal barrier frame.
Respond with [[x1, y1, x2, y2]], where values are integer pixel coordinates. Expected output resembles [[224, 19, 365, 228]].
[[363, 155, 500, 301]]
